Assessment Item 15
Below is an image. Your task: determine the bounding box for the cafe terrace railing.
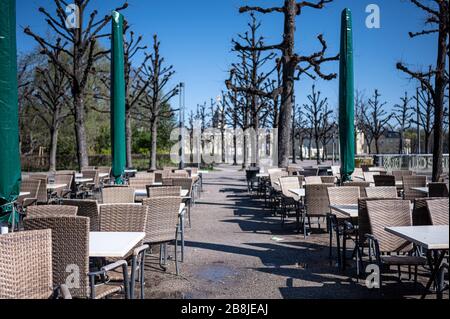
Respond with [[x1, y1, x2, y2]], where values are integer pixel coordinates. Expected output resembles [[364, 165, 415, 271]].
[[374, 154, 449, 173]]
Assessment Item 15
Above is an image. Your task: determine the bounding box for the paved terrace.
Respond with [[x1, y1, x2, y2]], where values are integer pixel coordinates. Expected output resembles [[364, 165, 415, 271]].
[[142, 165, 447, 299]]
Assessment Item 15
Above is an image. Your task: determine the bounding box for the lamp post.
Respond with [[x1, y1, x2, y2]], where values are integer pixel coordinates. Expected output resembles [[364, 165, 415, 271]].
[[179, 82, 185, 169]]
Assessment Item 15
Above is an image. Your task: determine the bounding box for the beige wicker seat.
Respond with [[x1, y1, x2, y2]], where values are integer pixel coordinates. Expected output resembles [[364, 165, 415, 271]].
[[403, 175, 428, 200], [142, 196, 182, 275], [102, 187, 135, 204], [24, 217, 129, 299], [0, 229, 63, 299], [343, 181, 371, 197], [18, 179, 41, 208], [147, 186, 181, 198], [61, 199, 100, 231], [365, 187, 398, 199], [366, 200, 427, 288], [305, 176, 322, 185], [426, 199, 449, 225], [26, 205, 78, 219]]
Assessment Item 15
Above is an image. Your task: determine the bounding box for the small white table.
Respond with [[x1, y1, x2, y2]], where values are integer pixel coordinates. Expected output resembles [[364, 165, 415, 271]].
[[89, 232, 145, 258], [47, 184, 67, 190], [75, 178, 93, 184], [19, 192, 31, 197], [385, 225, 449, 299], [329, 204, 359, 218], [256, 173, 269, 178], [411, 187, 429, 195], [99, 173, 109, 179], [289, 188, 306, 198]]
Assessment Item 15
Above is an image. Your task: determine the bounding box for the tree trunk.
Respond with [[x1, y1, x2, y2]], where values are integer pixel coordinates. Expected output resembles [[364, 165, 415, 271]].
[[299, 137, 304, 161], [73, 91, 89, 170], [125, 111, 133, 168], [315, 135, 320, 165], [150, 117, 159, 171], [375, 138, 380, 155], [431, 15, 446, 182], [48, 127, 59, 172], [399, 130, 404, 154]]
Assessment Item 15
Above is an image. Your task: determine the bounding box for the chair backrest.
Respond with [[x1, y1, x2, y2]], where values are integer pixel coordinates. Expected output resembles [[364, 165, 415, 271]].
[[81, 170, 99, 188], [351, 168, 364, 179], [302, 168, 319, 177], [403, 175, 428, 200], [287, 166, 303, 176], [305, 184, 333, 216], [331, 166, 341, 177], [134, 172, 154, 180], [162, 178, 174, 186], [31, 177, 48, 204], [169, 172, 189, 179], [321, 176, 336, 184], [363, 172, 380, 183], [61, 199, 100, 231], [142, 197, 181, 244], [392, 170, 414, 182], [24, 217, 90, 299], [279, 177, 301, 198], [81, 166, 96, 170], [305, 176, 322, 185], [343, 181, 371, 198], [19, 179, 41, 201], [54, 174, 73, 196], [147, 186, 181, 198], [412, 197, 446, 226], [0, 229, 53, 299], [97, 166, 111, 176], [366, 200, 413, 253], [365, 187, 398, 199], [129, 177, 155, 190], [328, 187, 360, 206], [154, 171, 164, 183], [26, 205, 78, 219], [267, 168, 282, 175], [102, 187, 135, 204], [426, 198, 449, 226], [373, 175, 396, 187], [172, 178, 193, 195], [269, 171, 288, 186], [429, 182, 449, 198], [99, 204, 148, 233]]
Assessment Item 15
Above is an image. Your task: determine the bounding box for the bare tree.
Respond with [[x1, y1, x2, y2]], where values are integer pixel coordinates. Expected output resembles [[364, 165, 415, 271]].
[[136, 35, 179, 171], [236, 0, 338, 167], [24, 0, 128, 169], [397, 0, 449, 181], [363, 90, 393, 154], [393, 92, 414, 154], [355, 90, 373, 154], [293, 104, 309, 161]]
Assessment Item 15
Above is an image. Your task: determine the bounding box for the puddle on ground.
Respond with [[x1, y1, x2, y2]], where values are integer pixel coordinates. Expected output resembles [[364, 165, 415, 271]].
[[196, 265, 236, 283]]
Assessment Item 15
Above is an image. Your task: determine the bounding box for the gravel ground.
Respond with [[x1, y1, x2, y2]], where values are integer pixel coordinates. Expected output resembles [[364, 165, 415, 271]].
[[141, 165, 448, 300]]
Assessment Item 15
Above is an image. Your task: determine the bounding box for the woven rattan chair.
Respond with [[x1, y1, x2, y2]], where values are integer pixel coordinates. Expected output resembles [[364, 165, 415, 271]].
[[365, 187, 398, 199], [363, 172, 380, 183], [392, 170, 414, 182], [24, 217, 129, 299], [81, 170, 100, 196], [18, 179, 41, 208], [429, 183, 449, 198], [26, 205, 78, 219], [268, 171, 288, 214], [426, 198, 449, 225], [328, 187, 360, 218], [31, 176, 49, 205], [321, 176, 336, 184], [304, 184, 333, 239], [279, 177, 302, 229], [373, 175, 396, 187], [142, 196, 182, 276], [403, 175, 428, 200], [102, 187, 135, 204], [0, 229, 71, 299], [61, 199, 100, 231], [412, 197, 445, 226], [305, 176, 322, 185], [172, 178, 194, 227], [366, 200, 427, 290], [147, 186, 181, 198], [343, 181, 371, 197], [53, 174, 73, 199]]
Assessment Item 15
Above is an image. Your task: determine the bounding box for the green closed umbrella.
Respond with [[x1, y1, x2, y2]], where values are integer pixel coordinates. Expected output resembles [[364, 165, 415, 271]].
[[0, 0, 21, 227], [111, 11, 126, 185], [339, 8, 355, 182]]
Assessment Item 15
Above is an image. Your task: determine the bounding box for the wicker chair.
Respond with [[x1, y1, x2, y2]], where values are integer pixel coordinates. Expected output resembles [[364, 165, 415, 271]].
[[303, 168, 319, 177], [97, 167, 111, 183], [403, 175, 428, 200], [304, 184, 333, 238], [305, 176, 322, 185], [53, 174, 73, 199], [363, 172, 380, 183], [172, 178, 194, 227], [142, 196, 182, 276], [268, 171, 288, 214], [129, 177, 155, 189], [147, 186, 181, 198], [102, 187, 135, 204], [279, 177, 302, 229], [26, 205, 78, 219], [429, 183, 449, 198], [426, 199, 449, 225], [412, 197, 445, 226], [343, 181, 371, 197], [61, 199, 100, 231], [373, 175, 396, 187], [327, 187, 360, 268], [18, 179, 41, 208], [365, 187, 398, 199], [24, 217, 130, 299], [31, 177, 49, 205], [99, 204, 148, 234], [392, 170, 414, 182], [154, 171, 164, 184], [321, 176, 336, 184], [366, 200, 427, 290], [81, 170, 100, 196], [0, 229, 72, 299]]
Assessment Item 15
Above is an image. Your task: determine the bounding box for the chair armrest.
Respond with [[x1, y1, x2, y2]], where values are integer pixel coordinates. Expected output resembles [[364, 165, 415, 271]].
[[133, 245, 150, 257], [89, 260, 129, 299], [53, 284, 72, 299]]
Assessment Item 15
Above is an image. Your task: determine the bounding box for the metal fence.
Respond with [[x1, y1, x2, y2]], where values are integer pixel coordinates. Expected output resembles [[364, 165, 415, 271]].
[[374, 154, 450, 173]]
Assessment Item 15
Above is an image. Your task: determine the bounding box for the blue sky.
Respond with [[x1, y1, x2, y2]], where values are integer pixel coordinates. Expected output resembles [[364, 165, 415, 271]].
[[16, 0, 438, 115]]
